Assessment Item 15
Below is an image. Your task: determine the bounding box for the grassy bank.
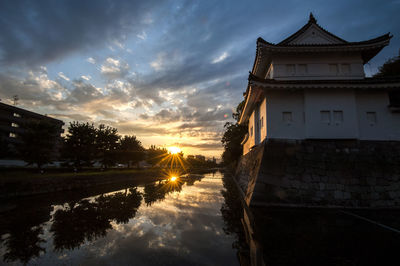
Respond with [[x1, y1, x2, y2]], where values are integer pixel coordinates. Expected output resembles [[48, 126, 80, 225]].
[[0, 168, 165, 199]]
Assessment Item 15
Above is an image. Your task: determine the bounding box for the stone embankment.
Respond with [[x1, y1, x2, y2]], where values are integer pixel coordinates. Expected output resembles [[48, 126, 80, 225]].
[[235, 140, 400, 208]]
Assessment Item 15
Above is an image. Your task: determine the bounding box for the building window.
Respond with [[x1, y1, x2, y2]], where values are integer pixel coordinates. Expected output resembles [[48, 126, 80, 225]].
[[333, 111, 343, 124], [341, 64, 351, 75], [389, 92, 400, 107], [366, 112, 377, 125], [11, 123, 19, 127], [282, 112, 293, 124], [329, 64, 338, 75], [260, 117, 264, 128], [286, 64, 295, 75], [13, 113, 21, 118], [9, 132, 17, 138], [298, 64, 308, 75], [250, 126, 253, 137], [320, 111, 331, 124]]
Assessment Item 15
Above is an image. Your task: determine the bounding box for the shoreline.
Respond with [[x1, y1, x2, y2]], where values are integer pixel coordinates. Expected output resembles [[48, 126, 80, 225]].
[[0, 168, 220, 199]]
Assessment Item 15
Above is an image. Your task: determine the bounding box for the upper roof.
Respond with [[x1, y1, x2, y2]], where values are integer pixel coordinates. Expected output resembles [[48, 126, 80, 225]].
[[251, 13, 392, 76]]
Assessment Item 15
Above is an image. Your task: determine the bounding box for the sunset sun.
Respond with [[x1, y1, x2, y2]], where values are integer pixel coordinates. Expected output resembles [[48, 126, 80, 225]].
[[168, 146, 182, 154]]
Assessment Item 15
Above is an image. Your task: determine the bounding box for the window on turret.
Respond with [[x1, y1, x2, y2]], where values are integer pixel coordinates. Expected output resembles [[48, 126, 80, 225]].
[[320, 111, 331, 124], [341, 64, 351, 75], [286, 64, 295, 76], [11, 123, 19, 127], [333, 111, 343, 124], [250, 126, 253, 137], [329, 64, 338, 75], [9, 132, 17, 138], [366, 112, 377, 125], [389, 92, 400, 107], [298, 64, 308, 75], [13, 113, 21, 118]]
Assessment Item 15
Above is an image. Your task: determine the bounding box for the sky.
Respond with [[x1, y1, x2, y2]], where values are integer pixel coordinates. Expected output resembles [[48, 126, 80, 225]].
[[0, 0, 399, 158]]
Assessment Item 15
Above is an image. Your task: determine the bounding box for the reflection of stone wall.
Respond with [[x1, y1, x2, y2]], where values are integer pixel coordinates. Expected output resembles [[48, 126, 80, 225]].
[[235, 140, 400, 208]]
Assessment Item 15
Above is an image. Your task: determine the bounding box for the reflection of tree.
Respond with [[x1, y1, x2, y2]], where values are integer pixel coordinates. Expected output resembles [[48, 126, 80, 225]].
[[143, 180, 183, 206], [50, 200, 112, 251], [220, 173, 247, 251], [3, 226, 45, 264], [50, 187, 142, 251], [1, 207, 50, 264], [97, 188, 142, 224], [183, 174, 203, 186]]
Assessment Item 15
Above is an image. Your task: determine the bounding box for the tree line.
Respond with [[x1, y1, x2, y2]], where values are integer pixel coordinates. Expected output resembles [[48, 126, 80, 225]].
[[11, 120, 218, 170], [12, 121, 166, 169]]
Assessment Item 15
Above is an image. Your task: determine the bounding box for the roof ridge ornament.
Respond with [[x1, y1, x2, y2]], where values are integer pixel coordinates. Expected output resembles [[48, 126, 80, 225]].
[[309, 12, 317, 23]]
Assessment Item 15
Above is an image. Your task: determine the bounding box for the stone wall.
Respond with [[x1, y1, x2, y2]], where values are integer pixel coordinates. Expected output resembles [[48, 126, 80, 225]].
[[235, 139, 400, 208]]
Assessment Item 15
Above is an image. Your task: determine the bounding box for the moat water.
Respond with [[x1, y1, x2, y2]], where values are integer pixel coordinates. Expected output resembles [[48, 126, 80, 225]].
[[0, 171, 240, 265]]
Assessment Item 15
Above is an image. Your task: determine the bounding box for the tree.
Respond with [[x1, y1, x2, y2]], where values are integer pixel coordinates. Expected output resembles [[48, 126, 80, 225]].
[[96, 124, 120, 168], [117, 135, 145, 168], [63, 122, 97, 168], [221, 100, 247, 166], [373, 55, 400, 77], [373, 55, 400, 107], [146, 145, 169, 167], [16, 119, 60, 169]]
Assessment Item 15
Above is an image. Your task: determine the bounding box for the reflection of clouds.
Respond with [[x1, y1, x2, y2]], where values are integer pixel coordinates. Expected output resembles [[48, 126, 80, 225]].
[[17, 172, 238, 265]]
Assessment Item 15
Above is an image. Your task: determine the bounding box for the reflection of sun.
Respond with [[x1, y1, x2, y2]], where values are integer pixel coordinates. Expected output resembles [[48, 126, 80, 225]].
[[168, 146, 181, 154], [170, 176, 177, 182]]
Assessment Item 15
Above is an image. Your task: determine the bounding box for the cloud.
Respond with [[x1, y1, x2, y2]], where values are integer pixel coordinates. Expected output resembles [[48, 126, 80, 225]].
[[0, 0, 158, 66], [212, 52, 229, 64], [58, 72, 70, 81], [137, 31, 147, 40], [81, 75, 91, 81], [86, 57, 96, 64], [101, 57, 130, 79]]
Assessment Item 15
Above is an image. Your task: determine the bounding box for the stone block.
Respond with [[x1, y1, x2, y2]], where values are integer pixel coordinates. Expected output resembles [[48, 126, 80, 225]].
[[389, 191, 397, 199], [319, 183, 325, 190], [366, 177, 376, 186], [327, 184, 336, 190], [343, 192, 351, 200], [337, 184, 345, 190], [334, 191, 344, 200]]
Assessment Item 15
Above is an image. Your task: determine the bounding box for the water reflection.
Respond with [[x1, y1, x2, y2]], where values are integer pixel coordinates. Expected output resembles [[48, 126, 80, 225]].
[[50, 188, 143, 252], [0, 171, 239, 265], [1, 205, 50, 264]]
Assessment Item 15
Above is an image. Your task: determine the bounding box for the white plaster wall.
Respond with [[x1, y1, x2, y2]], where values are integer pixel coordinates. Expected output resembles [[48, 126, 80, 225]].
[[266, 90, 305, 139], [271, 53, 365, 80], [259, 97, 267, 142], [248, 111, 255, 148], [356, 92, 400, 140], [305, 90, 359, 139]]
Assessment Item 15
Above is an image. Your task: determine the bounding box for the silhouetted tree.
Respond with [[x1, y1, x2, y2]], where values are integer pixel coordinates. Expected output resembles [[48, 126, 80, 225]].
[[374, 55, 400, 107], [117, 135, 145, 168], [146, 145, 169, 167], [16, 119, 60, 169], [63, 122, 97, 168], [96, 124, 120, 168], [221, 100, 247, 166], [373, 55, 400, 77]]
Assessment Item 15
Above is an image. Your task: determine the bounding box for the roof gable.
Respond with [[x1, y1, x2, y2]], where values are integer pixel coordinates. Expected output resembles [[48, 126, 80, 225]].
[[279, 13, 347, 45]]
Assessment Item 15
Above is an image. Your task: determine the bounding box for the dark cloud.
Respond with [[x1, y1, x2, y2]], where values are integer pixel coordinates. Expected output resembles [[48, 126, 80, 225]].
[[0, 0, 157, 66]]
